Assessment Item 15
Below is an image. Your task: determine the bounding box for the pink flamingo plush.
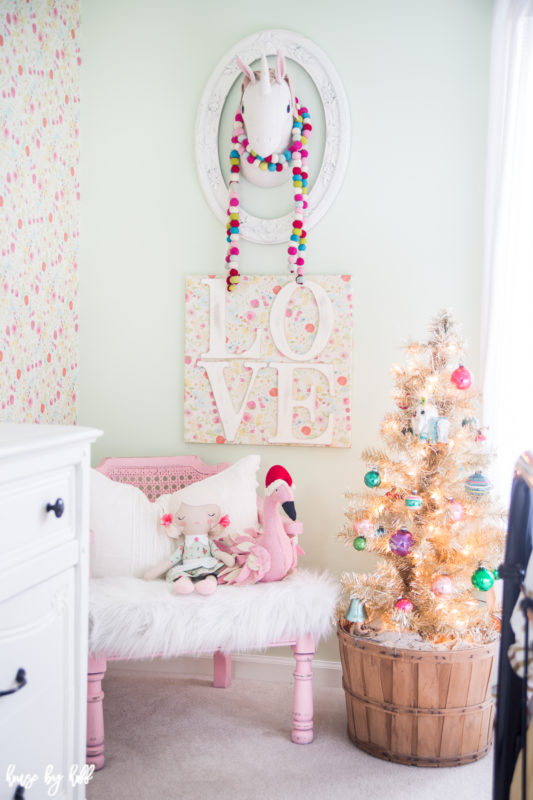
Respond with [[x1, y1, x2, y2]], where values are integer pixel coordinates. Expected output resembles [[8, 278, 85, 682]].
[[257, 464, 303, 582], [217, 465, 303, 585]]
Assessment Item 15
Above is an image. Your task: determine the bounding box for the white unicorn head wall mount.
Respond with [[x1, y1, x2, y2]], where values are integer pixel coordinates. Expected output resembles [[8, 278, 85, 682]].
[[225, 50, 312, 292]]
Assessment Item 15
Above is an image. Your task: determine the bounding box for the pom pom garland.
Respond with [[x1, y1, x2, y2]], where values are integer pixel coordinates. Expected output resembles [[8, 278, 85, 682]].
[[225, 99, 311, 291]]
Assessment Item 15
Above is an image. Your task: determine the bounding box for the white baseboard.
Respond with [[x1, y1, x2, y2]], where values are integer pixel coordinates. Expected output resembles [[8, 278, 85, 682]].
[[108, 652, 343, 689]]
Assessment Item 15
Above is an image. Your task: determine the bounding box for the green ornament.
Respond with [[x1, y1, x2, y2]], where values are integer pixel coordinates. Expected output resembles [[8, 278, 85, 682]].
[[345, 598, 368, 623], [471, 567, 495, 592], [353, 535, 367, 551], [405, 491, 422, 509], [364, 468, 381, 488]]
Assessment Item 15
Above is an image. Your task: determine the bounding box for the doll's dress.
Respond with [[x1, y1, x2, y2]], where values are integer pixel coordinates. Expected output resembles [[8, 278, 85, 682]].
[[165, 534, 225, 582]]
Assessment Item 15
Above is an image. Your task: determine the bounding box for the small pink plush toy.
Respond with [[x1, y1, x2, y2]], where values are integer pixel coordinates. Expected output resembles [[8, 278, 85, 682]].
[[143, 502, 235, 596]]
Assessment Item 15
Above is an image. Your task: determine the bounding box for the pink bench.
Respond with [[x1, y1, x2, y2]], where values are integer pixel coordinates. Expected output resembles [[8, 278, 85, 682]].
[[86, 455, 338, 769]]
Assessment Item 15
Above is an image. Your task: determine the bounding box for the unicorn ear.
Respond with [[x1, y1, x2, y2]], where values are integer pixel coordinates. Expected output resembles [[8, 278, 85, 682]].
[[236, 55, 255, 84], [275, 50, 286, 83]]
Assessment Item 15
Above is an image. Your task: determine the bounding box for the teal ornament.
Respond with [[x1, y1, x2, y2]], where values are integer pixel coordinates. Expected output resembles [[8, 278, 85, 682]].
[[364, 468, 381, 488], [465, 471, 492, 498], [345, 598, 368, 623], [375, 526, 387, 537], [353, 535, 367, 551], [493, 568, 500, 581], [471, 566, 495, 592], [405, 491, 422, 509]]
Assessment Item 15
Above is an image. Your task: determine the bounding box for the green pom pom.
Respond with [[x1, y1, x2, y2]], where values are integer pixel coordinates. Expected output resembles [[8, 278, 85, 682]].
[[353, 536, 367, 551], [471, 567, 495, 592], [364, 469, 381, 488]]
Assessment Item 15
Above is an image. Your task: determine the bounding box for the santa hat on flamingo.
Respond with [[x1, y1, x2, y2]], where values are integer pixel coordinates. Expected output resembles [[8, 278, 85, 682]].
[[265, 464, 293, 496]]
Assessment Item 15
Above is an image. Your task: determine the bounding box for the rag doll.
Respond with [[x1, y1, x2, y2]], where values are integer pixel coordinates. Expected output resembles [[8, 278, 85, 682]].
[[143, 502, 235, 596]]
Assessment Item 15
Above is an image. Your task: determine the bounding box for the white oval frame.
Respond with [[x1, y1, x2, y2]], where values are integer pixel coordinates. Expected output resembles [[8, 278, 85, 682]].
[[195, 29, 351, 245]]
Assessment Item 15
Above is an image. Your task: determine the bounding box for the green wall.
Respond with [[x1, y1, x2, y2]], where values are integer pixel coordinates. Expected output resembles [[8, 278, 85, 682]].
[[79, 0, 494, 661]]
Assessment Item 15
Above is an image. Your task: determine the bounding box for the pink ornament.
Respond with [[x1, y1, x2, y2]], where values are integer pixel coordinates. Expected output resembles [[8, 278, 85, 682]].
[[395, 598, 413, 612], [451, 365, 472, 390], [448, 499, 464, 522], [355, 518, 374, 537], [431, 575, 454, 597]]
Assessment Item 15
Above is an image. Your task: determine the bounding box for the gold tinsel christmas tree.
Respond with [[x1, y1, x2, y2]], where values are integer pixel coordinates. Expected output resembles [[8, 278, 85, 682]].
[[339, 312, 507, 644]]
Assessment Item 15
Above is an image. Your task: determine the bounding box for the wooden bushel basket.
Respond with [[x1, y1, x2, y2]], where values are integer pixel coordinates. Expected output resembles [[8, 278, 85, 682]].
[[337, 623, 497, 767]]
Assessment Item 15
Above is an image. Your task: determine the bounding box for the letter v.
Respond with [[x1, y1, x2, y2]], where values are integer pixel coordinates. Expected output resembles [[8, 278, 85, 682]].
[[197, 360, 266, 442]]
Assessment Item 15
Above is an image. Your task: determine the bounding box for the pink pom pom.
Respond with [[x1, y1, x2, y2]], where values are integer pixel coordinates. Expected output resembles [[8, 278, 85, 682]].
[[160, 513, 173, 527], [219, 514, 231, 528], [294, 193, 303, 201], [247, 155, 255, 164], [288, 255, 297, 264], [300, 149, 308, 158], [296, 257, 304, 266], [230, 247, 239, 255], [297, 266, 304, 275], [230, 198, 239, 206], [292, 141, 302, 151], [288, 246, 297, 255], [231, 136, 238, 144], [235, 113, 243, 122]]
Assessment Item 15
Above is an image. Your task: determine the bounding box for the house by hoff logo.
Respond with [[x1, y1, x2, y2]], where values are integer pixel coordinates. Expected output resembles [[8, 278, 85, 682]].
[[6, 764, 95, 796]]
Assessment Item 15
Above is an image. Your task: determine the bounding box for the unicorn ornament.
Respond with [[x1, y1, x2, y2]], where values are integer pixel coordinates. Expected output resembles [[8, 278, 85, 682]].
[[225, 51, 312, 290], [412, 398, 450, 444]]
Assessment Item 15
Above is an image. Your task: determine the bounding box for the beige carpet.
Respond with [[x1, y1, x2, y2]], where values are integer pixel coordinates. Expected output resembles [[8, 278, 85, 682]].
[[86, 671, 493, 800]]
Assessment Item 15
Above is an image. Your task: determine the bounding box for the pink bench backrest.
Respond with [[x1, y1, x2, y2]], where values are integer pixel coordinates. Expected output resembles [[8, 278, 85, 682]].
[[96, 455, 231, 502]]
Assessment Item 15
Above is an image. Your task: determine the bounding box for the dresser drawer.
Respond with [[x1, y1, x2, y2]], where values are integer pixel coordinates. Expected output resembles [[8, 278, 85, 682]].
[[0, 569, 77, 800], [0, 467, 75, 568]]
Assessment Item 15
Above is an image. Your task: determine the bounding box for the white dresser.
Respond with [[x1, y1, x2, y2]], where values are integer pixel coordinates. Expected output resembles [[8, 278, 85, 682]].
[[0, 425, 101, 800]]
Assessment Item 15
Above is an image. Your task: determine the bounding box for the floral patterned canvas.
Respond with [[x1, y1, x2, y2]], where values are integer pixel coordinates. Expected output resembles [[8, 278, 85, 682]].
[[0, 0, 80, 422], [184, 275, 353, 447]]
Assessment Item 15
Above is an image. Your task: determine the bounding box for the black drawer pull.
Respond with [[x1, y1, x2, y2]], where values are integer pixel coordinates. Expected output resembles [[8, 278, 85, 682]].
[[46, 497, 65, 518], [14, 787, 26, 799], [0, 668, 27, 698]]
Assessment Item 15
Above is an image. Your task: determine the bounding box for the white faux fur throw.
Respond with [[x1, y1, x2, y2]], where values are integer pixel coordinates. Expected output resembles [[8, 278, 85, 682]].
[[89, 569, 339, 658]]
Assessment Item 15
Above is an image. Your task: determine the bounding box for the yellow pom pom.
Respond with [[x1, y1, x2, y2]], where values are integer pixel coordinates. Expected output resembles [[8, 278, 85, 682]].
[[229, 275, 240, 284], [259, 161, 268, 171], [301, 136, 307, 145], [227, 284, 237, 292]]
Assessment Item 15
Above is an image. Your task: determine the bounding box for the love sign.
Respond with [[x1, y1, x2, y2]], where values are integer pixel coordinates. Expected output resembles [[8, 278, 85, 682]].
[[184, 275, 352, 446]]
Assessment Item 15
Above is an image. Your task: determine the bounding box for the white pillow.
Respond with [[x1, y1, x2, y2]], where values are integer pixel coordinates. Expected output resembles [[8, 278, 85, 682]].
[[90, 455, 260, 578]]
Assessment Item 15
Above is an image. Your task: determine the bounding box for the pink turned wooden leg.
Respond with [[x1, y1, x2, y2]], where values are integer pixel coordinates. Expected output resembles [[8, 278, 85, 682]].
[[291, 633, 315, 744], [87, 655, 107, 770], [213, 650, 232, 688]]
